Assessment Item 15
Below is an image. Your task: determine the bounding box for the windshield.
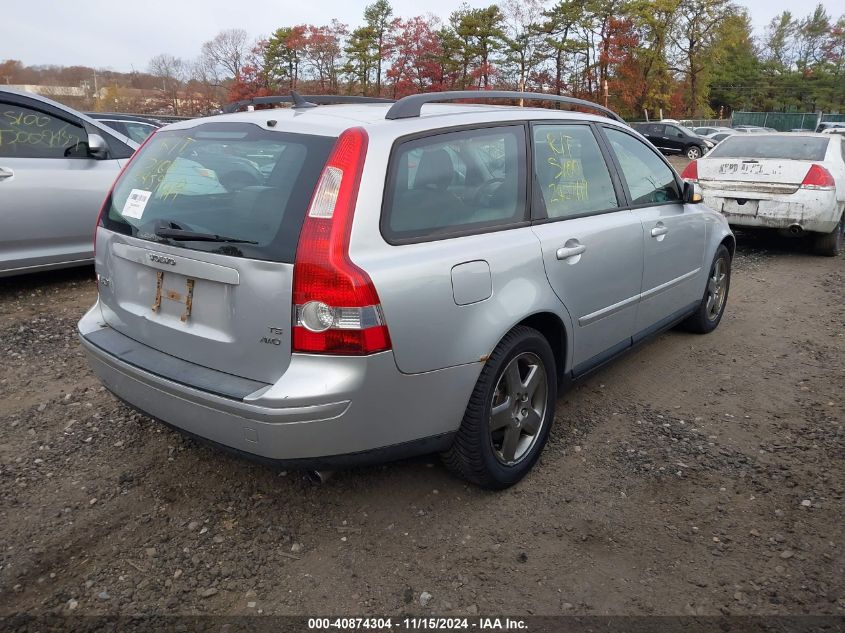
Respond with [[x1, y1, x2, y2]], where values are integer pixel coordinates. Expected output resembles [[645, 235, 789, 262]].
[[101, 122, 334, 263], [707, 135, 829, 161]]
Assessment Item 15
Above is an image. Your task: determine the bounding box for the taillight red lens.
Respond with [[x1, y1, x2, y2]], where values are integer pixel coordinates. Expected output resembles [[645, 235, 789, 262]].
[[94, 130, 157, 286], [94, 131, 157, 259], [801, 164, 835, 188], [292, 127, 391, 355], [680, 160, 698, 182]]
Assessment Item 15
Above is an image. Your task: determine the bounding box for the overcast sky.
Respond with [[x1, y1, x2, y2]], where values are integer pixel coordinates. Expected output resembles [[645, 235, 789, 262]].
[[1, 0, 837, 73]]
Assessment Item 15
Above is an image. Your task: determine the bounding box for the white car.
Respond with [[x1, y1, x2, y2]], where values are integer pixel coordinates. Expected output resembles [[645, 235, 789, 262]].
[[682, 133, 845, 256], [694, 126, 733, 137]]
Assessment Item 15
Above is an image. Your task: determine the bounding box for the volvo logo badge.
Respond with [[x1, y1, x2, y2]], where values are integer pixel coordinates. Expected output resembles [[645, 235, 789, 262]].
[[149, 253, 177, 266]]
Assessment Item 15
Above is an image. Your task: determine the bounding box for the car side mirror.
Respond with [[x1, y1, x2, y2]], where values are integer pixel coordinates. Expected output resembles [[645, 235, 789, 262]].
[[87, 133, 109, 159], [683, 180, 702, 204]]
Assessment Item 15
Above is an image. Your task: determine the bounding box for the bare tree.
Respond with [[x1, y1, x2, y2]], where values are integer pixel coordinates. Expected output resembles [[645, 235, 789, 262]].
[[148, 53, 185, 114], [188, 56, 225, 115], [201, 28, 250, 80]]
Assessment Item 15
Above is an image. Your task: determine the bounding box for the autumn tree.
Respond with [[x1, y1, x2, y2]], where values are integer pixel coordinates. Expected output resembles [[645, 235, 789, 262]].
[[669, 0, 735, 116], [265, 26, 308, 90], [227, 40, 273, 103], [627, 0, 678, 117], [388, 16, 444, 97], [604, 17, 642, 115], [579, 0, 626, 100], [304, 22, 347, 92]]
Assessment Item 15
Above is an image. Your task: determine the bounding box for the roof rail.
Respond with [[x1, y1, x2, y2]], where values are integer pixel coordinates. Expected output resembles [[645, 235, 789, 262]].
[[384, 90, 625, 123], [223, 92, 395, 114]]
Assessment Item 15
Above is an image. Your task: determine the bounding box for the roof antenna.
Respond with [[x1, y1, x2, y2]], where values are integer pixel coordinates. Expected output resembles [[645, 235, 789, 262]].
[[291, 91, 317, 109]]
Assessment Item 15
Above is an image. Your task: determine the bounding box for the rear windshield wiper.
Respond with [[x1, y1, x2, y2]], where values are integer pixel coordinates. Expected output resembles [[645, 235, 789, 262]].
[[154, 227, 258, 244]]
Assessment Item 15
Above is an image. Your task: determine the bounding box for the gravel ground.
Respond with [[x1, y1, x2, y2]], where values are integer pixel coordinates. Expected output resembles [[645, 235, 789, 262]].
[[0, 230, 843, 618]]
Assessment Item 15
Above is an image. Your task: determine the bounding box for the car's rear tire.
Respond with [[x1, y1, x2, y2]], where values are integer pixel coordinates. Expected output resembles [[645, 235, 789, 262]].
[[442, 326, 557, 490], [813, 212, 844, 257], [686, 145, 703, 160], [681, 244, 731, 334]]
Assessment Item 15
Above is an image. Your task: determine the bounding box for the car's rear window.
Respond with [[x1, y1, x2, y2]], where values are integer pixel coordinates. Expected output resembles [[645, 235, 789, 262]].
[[707, 135, 829, 161], [101, 122, 334, 263]]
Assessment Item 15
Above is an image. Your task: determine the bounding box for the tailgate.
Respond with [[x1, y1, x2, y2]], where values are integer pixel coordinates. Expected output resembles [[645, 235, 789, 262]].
[[92, 121, 335, 385], [97, 232, 294, 384]]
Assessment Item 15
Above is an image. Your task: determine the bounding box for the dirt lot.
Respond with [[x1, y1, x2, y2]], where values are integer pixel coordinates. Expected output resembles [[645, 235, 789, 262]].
[[1, 232, 843, 618]]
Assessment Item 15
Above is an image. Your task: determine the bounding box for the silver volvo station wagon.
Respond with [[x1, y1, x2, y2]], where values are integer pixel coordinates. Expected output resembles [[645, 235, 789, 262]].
[[78, 91, 734, 489]]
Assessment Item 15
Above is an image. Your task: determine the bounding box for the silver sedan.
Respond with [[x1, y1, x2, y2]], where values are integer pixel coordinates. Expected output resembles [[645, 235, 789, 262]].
[[0, 88, 139, 277]]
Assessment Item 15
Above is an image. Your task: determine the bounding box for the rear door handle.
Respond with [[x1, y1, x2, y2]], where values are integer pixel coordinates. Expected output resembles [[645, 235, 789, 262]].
[[0, 167, 13, 181], [651, 224, 669, 238], [556, 243, 587, 260]]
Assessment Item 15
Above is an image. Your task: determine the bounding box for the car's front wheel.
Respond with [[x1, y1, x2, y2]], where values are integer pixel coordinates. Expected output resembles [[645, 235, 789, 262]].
[[686, 145, 703, 160], [442, 326, 556, 489], [813, 212, 844, 257]]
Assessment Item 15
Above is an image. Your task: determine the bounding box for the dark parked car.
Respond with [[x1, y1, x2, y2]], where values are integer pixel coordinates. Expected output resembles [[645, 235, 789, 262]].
[[633, 122, 714, 160], [85, 112, 162, 143]]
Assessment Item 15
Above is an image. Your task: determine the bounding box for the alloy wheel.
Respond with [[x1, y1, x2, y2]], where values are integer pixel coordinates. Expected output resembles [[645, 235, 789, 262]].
[[706, 257, 728, 321], [489, 352, 548, 465]]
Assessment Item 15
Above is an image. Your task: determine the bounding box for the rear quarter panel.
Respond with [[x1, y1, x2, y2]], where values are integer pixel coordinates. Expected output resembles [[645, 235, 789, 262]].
[[348, 130, 574, 376]]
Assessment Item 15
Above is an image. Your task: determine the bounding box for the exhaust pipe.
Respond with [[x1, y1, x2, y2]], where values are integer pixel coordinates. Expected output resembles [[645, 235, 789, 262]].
[[787, 224, 804, 236], [306, 470, 333, 484]]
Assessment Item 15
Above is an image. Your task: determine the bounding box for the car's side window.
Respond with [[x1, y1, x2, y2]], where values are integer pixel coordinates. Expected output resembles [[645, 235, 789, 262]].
[[383, 125, 526, 241], [532, 124, 619, 219], [646, 124, 665, 136], [0, 102, 88, 159], [100, 120, 127, 137], [123, 122, 157, 143], [604, 127, 682, 205]]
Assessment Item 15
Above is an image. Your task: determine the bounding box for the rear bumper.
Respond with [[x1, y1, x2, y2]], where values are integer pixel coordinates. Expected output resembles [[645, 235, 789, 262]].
[[701, 187, 841, 234], [78, 302, 479, 464]]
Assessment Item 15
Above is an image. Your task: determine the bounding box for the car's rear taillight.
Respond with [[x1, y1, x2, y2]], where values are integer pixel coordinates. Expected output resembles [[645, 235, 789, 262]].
[[292, 127, 391, 355], [680, 160, 698, 182], [800, 164, 835, 189], [94, 131, 157, 262]]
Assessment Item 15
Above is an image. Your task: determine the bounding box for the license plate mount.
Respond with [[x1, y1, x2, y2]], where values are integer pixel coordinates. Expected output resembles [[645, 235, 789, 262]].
[[151, 271, 195, 322], [721, 198, 759, 216]]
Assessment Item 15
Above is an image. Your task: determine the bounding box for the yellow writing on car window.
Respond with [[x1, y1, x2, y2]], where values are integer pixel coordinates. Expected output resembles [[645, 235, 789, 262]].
[[545, 131, 589, 202], [0, 110, 81, 149], [549, 180, 589, 203], [131, 138, 196, 190], [546, 131, 574, 157]]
